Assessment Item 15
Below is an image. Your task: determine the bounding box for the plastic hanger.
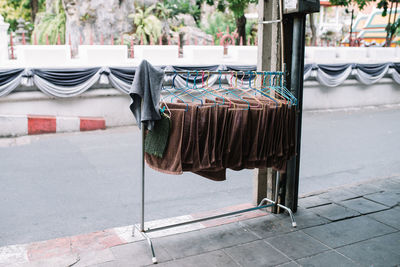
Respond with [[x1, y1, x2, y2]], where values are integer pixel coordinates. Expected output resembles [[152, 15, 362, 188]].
[[161, 72, 189, 112], [171, 71, 203, 106], [218, 70, 250, 110], [230, 71, 263, 109], [248, 71, 280, 107]]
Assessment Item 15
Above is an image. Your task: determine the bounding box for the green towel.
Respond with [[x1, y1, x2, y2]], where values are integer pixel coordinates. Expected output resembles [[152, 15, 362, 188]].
[[144, 112, 171, 158]]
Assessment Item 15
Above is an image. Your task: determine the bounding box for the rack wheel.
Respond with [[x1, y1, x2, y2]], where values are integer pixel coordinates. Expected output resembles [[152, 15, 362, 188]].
[[152, 257, 158, 264], [292, 222, 297, 228]]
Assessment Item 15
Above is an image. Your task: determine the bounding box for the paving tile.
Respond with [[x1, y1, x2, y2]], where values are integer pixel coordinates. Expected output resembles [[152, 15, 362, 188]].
[[157, 222, 259, 259], [74, 249, 115, 267], [14, 254, 79, 267], [337, 232, 400, 267], [364, 191, 400, 207], [346, 183, 382, 196], [367, 206, 400, 230], [296, 251, 356, 267], [155, 250, 240, 267], [303, 216, 397, 248], [319, 189, 359, 202], [285, 208, 330, 229], [224, 240, 290, 267], [307, 203, 360, 221], [110, 240, 172, 266], [298, 195, 332, 208], [274, 207, 329, 229], [265, 231, 330, 260], [340, 197, 390, 214], [89, 261, 117, 267], [370, 178, 400, 193], [239, 214, 295, 239], [276, 262, 300, 267]]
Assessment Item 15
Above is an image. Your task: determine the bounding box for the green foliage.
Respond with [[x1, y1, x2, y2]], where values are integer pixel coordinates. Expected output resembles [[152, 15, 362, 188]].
[[206, 0, 257, 19], [155, 2, 173, 20], [201, 12, 235, 42], [201, 12, 257, 44], [129, 4, 162, 44], [0, 0, 45, 31], [31, 0, 65, 44], [246, 18, 257, 44], [164, 0, 201, 24], [387, 16, 400, 42]]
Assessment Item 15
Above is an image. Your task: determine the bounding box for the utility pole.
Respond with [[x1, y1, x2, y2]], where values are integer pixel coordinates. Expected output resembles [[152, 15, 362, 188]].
[[254, 0, 281, 212], [254, 0, 319, 213]]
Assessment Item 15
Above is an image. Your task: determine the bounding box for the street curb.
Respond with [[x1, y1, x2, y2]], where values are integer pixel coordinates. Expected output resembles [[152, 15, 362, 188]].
[[0, 115, 106, 137], [0, 203, 267, 266]]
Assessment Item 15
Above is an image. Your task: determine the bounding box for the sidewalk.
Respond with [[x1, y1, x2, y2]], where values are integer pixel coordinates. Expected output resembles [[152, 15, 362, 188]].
[[1, 176, 399, 267]]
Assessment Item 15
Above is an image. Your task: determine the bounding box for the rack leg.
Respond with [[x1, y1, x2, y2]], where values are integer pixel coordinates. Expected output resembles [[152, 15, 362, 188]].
[[258, 172, 297, 228], [133, 122, 146, 237], [134, 225, 158, 264], [140, 122, 145, 232]]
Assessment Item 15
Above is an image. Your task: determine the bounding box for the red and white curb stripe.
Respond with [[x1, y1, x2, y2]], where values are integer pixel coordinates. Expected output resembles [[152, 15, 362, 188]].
[[0, 203, 267, 266], [0, 115, 106, 137]]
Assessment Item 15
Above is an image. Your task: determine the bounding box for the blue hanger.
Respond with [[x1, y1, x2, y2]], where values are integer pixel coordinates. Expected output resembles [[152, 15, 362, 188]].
[[161, 72, 189, 112], [248, 71, 279, 107], [171, 71, 203, 106], [219, 70, 250, 110]]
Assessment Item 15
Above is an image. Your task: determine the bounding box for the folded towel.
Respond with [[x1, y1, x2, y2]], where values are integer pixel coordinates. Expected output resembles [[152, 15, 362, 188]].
[[144, 112, 171, 158]]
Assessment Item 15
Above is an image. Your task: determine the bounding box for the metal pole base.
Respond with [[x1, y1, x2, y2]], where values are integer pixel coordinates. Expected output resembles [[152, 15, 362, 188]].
[[258, 197, 297, 227], [133, 224, 158, 264]]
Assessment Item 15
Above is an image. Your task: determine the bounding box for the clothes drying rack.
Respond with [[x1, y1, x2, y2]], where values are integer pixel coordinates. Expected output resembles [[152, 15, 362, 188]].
[[133, 70, 297, 264]]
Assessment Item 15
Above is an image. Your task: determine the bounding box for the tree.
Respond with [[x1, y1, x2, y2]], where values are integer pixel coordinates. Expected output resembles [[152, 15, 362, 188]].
[[205, 0, 257, 44], [384, 0, 399, 46], [329, 0, 399, 47], [309, 13, 317, 45]]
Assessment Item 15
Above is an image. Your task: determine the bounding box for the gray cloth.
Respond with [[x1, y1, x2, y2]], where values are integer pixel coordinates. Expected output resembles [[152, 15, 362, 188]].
[[129, 60, 165, 130]]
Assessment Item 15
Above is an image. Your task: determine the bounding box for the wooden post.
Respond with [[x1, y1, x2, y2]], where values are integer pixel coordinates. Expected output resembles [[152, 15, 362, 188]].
[[10, 32, 14, 59], [254, 0, 281, 212], [130, 39, 134, 58]]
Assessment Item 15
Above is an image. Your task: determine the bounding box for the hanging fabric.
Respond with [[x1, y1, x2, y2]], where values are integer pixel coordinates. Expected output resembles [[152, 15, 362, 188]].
[[141, 68, 297, 181]]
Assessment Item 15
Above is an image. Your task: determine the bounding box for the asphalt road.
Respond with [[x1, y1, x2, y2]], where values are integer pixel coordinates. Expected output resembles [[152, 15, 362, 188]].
[[1, 106, 400, 246]]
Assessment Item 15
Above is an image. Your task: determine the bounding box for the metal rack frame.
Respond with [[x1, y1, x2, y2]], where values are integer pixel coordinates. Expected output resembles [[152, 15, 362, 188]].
[[133, 71, 297, 264]]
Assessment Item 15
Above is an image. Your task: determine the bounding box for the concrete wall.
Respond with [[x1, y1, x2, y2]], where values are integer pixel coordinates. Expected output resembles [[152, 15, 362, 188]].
[[304, 77, 400, 110], [3, 46, 400, 68]]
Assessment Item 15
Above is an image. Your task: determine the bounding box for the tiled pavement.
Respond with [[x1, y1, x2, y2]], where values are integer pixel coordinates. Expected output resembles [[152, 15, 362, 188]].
[[1, 176, 399, 267]]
